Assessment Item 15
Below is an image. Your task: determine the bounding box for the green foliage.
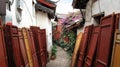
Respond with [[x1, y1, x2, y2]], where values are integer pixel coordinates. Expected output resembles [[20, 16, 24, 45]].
[[59, 38, 67, 48], [51, 44, 57, 56], [52, 29, 76, 57], [59, 30, 76, 57]]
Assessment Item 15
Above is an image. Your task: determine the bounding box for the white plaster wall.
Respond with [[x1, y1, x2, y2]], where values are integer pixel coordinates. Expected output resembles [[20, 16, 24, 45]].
[[36, 11, 53, 54], [77, 27, 84, 34], [6, 0, 53, 56], [10, 0, 36, 28], [89, 0, 120, 24], [77, 0, 120, 34], [77, 0, 93, 34], [92, 0, 120, 16]]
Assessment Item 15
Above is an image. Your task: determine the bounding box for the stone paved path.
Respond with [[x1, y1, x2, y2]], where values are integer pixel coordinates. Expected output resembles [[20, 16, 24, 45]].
[[47, 46, 71, 67]]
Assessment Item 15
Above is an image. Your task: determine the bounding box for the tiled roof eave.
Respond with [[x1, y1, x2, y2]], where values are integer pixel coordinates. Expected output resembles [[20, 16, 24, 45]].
[[35, 3, 54, 15], [37, 0, 56, 8]]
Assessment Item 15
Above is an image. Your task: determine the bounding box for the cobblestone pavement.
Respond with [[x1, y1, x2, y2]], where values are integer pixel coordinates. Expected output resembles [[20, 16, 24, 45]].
[[47, 46, 71, 67]]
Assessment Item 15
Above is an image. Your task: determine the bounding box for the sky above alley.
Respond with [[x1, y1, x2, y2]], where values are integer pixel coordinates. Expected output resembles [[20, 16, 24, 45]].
[[51, 0, 74, 14]]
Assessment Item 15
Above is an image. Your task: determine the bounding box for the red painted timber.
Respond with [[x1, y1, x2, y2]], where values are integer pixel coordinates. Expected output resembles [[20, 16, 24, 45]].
[[94, 14, 115, 67], [77, 25, 93, 67], [30, 26, 42, 66], [115, 14, 120, 29], [18, 29, 29, 67], [0, 21, 8, 67], [27, 29, 39, 67], [84, 26, 101, 67], [40, 29, 47, 64], [3, 25, 15, 67], [31, 26, 46, 67], [38, 0, 56, 8], [37, 29, 46, 67], [3, 25, 24, 67]]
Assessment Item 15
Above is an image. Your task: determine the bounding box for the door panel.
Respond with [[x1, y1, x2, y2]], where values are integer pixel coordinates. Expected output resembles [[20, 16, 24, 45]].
[[111, 30, 120, 67], [22, 28, 34, 67], [38, 30, 46, 67], [40, 29, 47, 64], [12, 26, 24, 67], [3, 25, 24, 67], [30, 26, 42, 66], [30, 26, 46, 67], [71, 32, 83, 67], [0, 25, 7, 67], [12, 37, 24, 67], [95, 14, 115, 67], [28, 29, 39, 67], [84, 26, 100, 67], [77, 25, 93, 67], [18, 29, 30, 67], [3, 25, 15, 67], [115, 14, 120, 29]]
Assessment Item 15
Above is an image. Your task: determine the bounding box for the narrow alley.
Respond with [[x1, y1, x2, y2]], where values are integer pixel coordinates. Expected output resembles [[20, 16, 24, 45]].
[[47, 46, 71, 67], [0, 0, 120, 67]]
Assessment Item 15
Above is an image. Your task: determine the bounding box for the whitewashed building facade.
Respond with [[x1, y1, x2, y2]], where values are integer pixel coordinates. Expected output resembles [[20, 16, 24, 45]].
[[72, 0, 120, 33], [5, 0, 56, 57]]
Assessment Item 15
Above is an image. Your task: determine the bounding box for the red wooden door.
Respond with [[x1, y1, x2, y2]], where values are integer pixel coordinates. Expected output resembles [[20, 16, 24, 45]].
[[30, 26, 46, 67], [77, 25, 93, 67], [30, 26, 42, 66], [0, 23, 8, 67], [84, 26, 100, 67], [18, 29, 29, 67], [94, 14, 115, 67], [40, 29, 47, 64], [4, 25, 15, 67], [37, 29, 46, 67], [28, 29, 39, 67], [3, 25, 24, 67]]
